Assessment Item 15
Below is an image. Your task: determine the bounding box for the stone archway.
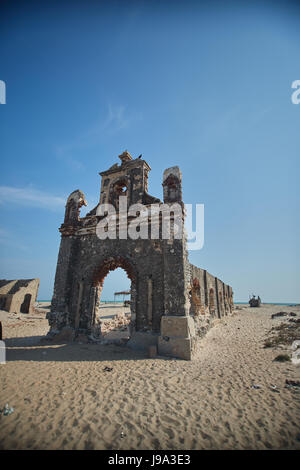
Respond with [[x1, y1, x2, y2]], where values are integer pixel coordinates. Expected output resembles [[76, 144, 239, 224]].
[[93, 256, 136, 289], [20, 293, 32, 314], [91, 256, 137, 339], [190, 278, 203, 316]]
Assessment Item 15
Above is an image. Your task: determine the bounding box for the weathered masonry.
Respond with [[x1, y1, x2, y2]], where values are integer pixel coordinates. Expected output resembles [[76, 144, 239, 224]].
[[0, 279, 40, 314], [47, 151, 233, 359]]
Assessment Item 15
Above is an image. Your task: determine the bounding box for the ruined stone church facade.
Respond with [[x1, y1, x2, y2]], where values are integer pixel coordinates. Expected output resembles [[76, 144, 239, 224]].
[[47, 151, 233, 359]]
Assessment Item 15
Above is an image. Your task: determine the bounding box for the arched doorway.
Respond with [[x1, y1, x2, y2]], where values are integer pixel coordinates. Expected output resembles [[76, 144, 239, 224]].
[[20, 293, 32, 313], [91, 256, 136, 341], [190, 278, 202, 316]]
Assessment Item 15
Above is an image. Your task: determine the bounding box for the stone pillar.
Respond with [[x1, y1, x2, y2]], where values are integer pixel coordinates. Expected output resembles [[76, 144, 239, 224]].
[[47, 190, 87, 336], [47, 236, 77, 333], [51, 237, 75, 314], [158, 315, 196, 360], [215, 277, 221, 319], [158, 224, 196, 360], [162, 238, 189, 316], [87, 285, 98, 332], [204, 270, 208, 307], [74, 281, 84, 329], [147, 277, 153, 327]]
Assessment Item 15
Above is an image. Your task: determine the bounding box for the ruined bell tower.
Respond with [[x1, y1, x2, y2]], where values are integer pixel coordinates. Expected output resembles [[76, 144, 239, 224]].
[[47, 150, 233, 360]]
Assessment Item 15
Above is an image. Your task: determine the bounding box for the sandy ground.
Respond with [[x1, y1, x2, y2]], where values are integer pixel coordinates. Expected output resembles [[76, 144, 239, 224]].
[[0, 303, 299, 450]]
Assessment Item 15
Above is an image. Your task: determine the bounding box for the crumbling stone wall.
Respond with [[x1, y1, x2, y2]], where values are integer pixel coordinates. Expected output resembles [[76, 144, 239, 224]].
[[0, 279, 40, 314], [189, 264, 233, 342], [47, 151, 233, 360]]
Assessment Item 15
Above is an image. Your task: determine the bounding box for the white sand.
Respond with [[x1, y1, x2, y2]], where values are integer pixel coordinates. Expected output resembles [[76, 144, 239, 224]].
[[0, 303, 299, 450]]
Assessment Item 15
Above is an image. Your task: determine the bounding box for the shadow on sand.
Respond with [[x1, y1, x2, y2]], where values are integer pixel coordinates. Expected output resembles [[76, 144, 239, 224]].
[[3, 334, 170, 363]]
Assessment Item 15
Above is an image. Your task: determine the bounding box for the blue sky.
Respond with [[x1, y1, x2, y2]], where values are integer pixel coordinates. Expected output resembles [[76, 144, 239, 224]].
[[0, 0, 299, 302]]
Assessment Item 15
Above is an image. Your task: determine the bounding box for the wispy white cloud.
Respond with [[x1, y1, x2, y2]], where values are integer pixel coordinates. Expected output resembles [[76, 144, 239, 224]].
[[101, 104, 131, 133], [0, 186, 65, 211]]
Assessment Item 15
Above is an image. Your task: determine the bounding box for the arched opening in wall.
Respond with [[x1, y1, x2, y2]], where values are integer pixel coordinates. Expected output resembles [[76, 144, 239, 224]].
[[230, 293, 234, 311], [92, 257, 136, 342], [190, 278, 202, 316], [224, 293, 229, 313], [209, 288, 215, 315], [114, 180, 128, 195], [20, 293, 31, 314], [109, 178, 129, 210], [163, 174, 180, 202]]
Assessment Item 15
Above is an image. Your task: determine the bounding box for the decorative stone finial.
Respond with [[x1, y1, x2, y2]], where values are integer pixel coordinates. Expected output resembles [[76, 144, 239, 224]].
[[118, 150, 133, 164]]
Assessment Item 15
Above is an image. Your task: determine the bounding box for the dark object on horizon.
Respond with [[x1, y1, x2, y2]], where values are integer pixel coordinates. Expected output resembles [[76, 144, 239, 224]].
[[271, 311, 288, 319], [138, 154, 142, 159], [0, 321, 2, 340], [249, 294, 261, 307]]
